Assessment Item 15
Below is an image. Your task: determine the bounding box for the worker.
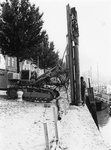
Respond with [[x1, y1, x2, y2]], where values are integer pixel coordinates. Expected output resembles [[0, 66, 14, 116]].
[[80, 76, 86, 106], [30, 71, 37, 81]]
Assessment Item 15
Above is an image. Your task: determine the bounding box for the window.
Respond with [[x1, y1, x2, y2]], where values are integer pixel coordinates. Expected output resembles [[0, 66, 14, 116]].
[[12, 58, 14, 67], [8, 57, 10, 66]]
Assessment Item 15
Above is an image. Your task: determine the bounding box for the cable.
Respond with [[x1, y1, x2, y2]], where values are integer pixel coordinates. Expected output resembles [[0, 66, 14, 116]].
[[60, 46, 67, 66]]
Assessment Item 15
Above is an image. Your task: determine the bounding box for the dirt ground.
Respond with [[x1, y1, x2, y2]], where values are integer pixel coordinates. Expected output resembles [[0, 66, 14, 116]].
[[0, 90, 108, 150]]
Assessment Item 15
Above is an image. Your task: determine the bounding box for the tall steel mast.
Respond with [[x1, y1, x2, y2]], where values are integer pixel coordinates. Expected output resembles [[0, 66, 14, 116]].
[[66, 4, 82, 105]]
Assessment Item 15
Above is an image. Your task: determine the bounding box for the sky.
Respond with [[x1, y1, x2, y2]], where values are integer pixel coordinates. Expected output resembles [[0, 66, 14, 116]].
[[29, 0, 111, 84]]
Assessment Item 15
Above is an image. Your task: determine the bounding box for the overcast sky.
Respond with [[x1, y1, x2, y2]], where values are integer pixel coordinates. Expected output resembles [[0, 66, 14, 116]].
[[30, 0, 111, 83]]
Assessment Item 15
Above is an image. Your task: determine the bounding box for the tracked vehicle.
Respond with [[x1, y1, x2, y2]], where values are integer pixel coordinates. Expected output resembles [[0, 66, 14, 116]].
[[5, 65, 68, 102]]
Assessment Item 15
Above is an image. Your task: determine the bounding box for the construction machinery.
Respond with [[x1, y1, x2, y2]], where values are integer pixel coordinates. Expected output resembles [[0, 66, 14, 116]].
[[0, 4, 81, 104], [6, 64, 68, 102]]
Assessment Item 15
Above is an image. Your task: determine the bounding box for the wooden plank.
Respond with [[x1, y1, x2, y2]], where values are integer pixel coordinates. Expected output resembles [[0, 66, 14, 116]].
[[53, 107, 59, 142], [43, 123, 50, 150]]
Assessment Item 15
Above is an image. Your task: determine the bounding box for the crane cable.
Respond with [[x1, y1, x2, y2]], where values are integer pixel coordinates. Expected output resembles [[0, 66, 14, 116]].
[[60, 45, 67, 66]]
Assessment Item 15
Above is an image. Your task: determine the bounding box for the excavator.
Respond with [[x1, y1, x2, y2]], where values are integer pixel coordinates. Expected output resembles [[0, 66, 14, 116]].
[[6, 64, 68, 102]]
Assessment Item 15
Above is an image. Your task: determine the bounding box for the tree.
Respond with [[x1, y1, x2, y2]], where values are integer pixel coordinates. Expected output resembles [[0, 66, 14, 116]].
[[48, 42, 59, 67], [38, 34, 59, 71], [0, 0, 45, 72]]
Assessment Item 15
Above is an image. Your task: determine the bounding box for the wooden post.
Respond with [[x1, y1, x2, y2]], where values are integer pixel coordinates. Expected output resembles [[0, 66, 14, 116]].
[[43, 123, 50, 150], [53, 107, 59, 142], [88, 78, 91, 88]]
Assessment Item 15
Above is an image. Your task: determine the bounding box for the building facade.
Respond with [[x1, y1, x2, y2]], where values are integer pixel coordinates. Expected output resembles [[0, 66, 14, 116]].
[[0, 53, 5, 70], [0, 54, 17, 72], [0, 49, 43, 76]]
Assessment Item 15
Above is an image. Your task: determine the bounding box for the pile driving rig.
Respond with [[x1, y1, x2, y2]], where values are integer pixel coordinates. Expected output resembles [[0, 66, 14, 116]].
[[6, 64, 68, 102]]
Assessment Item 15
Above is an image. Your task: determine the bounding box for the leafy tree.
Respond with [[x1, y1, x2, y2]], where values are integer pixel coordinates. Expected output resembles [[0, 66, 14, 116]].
[[49, 42, 59, 67], [0, 0, 45, 72], [38, 34, 59, 71]]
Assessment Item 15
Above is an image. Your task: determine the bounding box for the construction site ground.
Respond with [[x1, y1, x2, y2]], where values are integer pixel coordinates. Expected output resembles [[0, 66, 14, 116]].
[[0, 90, 108, 150]]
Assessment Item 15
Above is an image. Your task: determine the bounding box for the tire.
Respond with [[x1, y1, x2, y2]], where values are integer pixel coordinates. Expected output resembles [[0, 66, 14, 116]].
[[7, 88, 18, 99]]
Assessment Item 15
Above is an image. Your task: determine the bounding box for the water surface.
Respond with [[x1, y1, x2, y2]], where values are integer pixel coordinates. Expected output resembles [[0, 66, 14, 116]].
[[97, 105, 111, 149]]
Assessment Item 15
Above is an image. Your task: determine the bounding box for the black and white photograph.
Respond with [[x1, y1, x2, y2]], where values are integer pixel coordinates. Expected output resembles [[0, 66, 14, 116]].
[[0, 0, 111, 149]]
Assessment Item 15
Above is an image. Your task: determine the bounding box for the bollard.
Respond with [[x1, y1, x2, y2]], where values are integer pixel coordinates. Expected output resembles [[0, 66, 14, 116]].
[[17, 90, 23, 101]]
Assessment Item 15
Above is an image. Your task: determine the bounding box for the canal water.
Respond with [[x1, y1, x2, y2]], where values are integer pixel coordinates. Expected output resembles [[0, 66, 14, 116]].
[[97, 104, 111, 150]]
